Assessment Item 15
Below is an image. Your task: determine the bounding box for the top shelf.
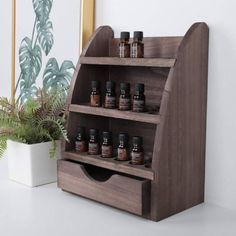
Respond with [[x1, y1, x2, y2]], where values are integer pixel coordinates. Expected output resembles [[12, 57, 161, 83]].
[[79, 57, 176, 68]]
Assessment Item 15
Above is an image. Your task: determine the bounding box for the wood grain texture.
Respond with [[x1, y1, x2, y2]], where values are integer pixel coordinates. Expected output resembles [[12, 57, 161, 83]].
[[69, 104, 161, 124], [79, 57, 176, 67], [150, 22, 209, 221], [62, 151, 154, 180], [58, 160, 151, 215]]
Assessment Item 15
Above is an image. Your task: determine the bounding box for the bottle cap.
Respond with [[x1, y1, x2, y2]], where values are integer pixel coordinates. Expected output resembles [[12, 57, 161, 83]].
[[102, 131, 112, 140], [132, 136, 143, 146], [120, 31, 130, 40], [89, 128, 99, 136], [119, 133, 129, 143], [120, 82, 130, 93], [106, 81, 116, 91], [91, 80, 100, 89], [135, 83, 145, 93], [133, 31, 143, 40], [78, 126, 86, 135]]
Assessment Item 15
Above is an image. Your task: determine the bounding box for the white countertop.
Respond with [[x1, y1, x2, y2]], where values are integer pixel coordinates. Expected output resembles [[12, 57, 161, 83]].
[[0, 157, 236, 236]]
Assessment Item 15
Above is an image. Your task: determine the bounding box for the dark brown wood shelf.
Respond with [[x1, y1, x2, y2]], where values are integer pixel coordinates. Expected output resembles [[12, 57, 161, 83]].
[[62, 151, 154, 180], [79, 56, 176, 68], [69, 104, 161, 124], [59, 23, 209, 221]]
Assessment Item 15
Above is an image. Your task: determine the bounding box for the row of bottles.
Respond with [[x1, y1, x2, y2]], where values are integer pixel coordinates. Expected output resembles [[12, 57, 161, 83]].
[[91, 81, 146, 112], [75, 127, 145, 165], [119, 31, 144, 58]]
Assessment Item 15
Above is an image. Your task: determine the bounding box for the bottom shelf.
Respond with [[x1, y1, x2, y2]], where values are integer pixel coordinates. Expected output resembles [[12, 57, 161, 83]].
[[62, 151, 154, 180]]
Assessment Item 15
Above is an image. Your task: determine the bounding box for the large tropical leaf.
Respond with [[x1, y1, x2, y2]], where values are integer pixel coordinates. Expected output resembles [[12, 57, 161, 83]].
[[18, 37, 42, 103], [19, 37, 42, 79], [43, 58, 75, 94], [36, 19, 54, 55], [33, 0, 53, 24]]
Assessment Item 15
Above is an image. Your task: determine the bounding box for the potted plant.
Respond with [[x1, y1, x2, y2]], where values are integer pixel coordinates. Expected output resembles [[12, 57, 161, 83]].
[[0, 89, 68, 187]]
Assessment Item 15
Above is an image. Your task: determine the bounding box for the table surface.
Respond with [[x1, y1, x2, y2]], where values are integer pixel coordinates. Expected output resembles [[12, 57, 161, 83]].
[[1, 157, 236, 236]]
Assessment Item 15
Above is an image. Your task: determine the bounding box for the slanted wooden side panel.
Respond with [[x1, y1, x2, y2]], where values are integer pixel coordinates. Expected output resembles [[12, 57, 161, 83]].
[[150, 23, 209, 221]]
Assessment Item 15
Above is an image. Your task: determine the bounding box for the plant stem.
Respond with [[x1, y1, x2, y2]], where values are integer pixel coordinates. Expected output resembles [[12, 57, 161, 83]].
[[31, 17, 37, 42]]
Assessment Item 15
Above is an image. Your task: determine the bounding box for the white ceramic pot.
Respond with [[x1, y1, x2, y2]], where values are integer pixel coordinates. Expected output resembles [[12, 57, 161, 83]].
[[7, 140, 61, 187]]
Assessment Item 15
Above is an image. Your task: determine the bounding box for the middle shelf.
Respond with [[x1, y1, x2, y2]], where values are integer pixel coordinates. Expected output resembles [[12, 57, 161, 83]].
[[62, 151, 155, 180], [69, 104, 161, 124]]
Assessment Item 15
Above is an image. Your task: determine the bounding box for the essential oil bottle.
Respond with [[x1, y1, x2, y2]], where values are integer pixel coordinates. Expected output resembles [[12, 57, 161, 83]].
[[88, 129, 100, 155], [101, 131, 113, 158], [117, 133, 129, 161], [75, 126, 87, 152], [119, 32, 130, 58], [90, 80, 101, 107], [131, 136, 144, 165], [119, 82, 131, 111], [132, 83, 145, 112], [105, 81, 116, 109], [131, 31, 144, 58]]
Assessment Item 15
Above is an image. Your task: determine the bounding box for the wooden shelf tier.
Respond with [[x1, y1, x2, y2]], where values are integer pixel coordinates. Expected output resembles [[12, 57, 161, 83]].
[[69, 104, 161, 124], [79, 56, 176, 68], [62, 151, 154, 180]]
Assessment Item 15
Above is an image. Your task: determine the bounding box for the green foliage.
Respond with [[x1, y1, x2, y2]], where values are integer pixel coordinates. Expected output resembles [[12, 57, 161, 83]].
[[0, 89, 68, 159], [16, 0, 74, 103], [43, 58, 75, 95]]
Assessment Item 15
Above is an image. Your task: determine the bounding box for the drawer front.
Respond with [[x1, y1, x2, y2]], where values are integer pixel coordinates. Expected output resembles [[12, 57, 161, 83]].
[[58, 160, 150, 215]]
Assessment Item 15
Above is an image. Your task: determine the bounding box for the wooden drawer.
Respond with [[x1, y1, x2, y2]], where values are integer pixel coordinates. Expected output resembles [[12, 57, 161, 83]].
[[58, 160, 150, 216]]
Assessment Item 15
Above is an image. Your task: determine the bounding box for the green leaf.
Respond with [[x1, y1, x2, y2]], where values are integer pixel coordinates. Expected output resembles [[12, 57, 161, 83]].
[[43, 58, 75, 95], [36, 19, 54, 56], [33, 0, 53, 24], [18, 37, 42, 103]]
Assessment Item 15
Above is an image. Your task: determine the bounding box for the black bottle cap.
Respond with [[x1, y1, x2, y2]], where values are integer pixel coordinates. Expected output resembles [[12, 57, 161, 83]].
[[120, 31, 130, 40], [102, 131, 112, 140], [119, 133, 129, 143], [135, 83, 145, 93], [120, 82, 130, 93], [78, 126, 86, 135], [91, 80, 100, 89], [89, 128, 99, 136], [132, 136, 143, 146], [133, 31, 143, 40], [106, 81, 116, 91]]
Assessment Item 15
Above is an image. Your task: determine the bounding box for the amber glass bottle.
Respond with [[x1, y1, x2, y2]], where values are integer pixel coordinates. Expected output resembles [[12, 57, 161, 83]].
[[105, 81, 116, 109], [132, 83, 145, 112], [117, 133, 129, 161], [131, 136, 144, 165], [88, 129, 100, 155], [119, 82, 131, 111], [90, 80, 101, 107], [119, 32, 130, 58], [101, 131, 113, 158], [131, 31, 144, 58], [75, 126, 87, 152]]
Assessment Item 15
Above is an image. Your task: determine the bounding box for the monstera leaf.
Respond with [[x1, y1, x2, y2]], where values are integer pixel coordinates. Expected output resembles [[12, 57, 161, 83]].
[[43, 58, 75, 94], [18, 84, 38, 104], [36, 19, 54, 55], [18, 37, 42, 103], [33, 0, 53, 24]]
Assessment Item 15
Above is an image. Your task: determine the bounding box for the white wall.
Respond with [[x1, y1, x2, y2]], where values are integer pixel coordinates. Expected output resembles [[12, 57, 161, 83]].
[[0, 0, 12, 97], [96, 0, 236, 210]]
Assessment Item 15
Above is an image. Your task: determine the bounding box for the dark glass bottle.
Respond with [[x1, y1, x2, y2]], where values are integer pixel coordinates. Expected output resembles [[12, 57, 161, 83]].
[[117, 133, 129, 161], [105, 81, 116, 109], [131, 31, 144, 58], [132, 83, 145, 112], [88, 129, 100, 155], [119, 82, 131, 111], [90, 80, 101, 107], [131, 136, 144, 165], [75, 126, 87, 152], [101, 131, 113, 158], [119, 32, 130, 58]]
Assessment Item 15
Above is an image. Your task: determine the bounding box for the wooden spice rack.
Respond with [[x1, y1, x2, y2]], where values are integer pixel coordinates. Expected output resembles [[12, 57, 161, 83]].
[[58, 22, 209, 221]]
